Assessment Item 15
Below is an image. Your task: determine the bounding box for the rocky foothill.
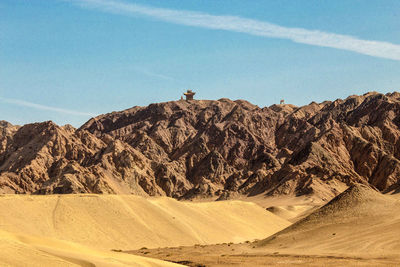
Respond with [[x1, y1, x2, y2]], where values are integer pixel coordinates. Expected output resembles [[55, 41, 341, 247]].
[[1, 92, 400, 200]]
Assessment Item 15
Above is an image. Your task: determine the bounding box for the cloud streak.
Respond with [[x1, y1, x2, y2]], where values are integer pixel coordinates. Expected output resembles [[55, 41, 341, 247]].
[[0, 97, 96, 117], [66, 0, 400, 61], [132, 66, 175, 81]]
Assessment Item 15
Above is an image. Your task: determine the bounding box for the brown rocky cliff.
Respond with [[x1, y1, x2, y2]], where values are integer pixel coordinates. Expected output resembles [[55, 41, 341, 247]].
[[2, 92, 400, 199], [0, 121, 166, 195], [81, 99, 284, 198]]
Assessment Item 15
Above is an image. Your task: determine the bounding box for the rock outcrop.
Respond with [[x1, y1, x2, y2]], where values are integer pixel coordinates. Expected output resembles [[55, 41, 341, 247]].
[[1, 92, 400, 199]]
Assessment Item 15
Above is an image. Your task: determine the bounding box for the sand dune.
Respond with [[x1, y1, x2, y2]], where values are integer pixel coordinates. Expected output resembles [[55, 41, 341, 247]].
[[0, 194, 289, 252], [266, 205, 315, 222], [0, 194, 290, 266], [131, 185, 400, 266], [257, 184, 400, 258], [5, 185, 399, 266], [0, 229, 181, 267]]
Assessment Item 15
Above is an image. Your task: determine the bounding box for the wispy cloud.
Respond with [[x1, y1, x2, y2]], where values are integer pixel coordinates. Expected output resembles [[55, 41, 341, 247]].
[[66, 0, 400, 61], [0, 97, 96, 117], [132, 66, 175, 81]]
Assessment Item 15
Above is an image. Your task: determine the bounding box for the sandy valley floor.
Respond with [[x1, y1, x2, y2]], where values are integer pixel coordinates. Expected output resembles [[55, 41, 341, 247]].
[[129, 243, 400, 267], [1, 184, 400, 266]]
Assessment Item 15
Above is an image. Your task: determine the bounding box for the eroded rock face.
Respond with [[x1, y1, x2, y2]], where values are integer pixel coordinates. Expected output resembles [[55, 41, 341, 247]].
[[0, 121, 162, 195], [2, 92, 400, 199]]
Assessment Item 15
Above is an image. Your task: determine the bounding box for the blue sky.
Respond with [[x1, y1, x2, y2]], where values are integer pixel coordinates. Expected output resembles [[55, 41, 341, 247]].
[[1, 0, 400, 126]]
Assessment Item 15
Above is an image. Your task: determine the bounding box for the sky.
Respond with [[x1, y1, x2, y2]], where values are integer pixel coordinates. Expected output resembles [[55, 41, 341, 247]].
[[1, 0, 400, 127]]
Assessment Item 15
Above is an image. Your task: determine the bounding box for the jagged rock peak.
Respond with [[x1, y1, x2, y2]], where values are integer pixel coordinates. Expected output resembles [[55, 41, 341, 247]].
[[1, 92, 400, 199]]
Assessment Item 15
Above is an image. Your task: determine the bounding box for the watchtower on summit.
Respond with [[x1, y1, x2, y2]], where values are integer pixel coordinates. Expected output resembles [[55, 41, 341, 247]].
[[184, 89, 196, 100]]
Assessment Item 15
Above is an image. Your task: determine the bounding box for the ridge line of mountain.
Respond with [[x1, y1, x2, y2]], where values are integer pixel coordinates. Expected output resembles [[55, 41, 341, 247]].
[[1, 91, 400, 200]]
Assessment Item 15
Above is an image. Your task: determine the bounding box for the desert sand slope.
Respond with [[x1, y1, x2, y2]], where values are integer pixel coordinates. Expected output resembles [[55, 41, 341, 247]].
[[0, 230, 181, 267], [266, 205, 315, 222], [0, 195, 290, 251], [257, 184, 400, 258]]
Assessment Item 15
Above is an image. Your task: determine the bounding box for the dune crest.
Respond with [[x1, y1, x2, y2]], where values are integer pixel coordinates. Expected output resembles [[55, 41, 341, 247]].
[[257, 184, 400, 258]]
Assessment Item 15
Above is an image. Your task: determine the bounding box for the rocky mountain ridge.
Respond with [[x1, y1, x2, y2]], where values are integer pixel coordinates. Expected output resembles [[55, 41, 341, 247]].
[[1, 92, 400, 200]]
